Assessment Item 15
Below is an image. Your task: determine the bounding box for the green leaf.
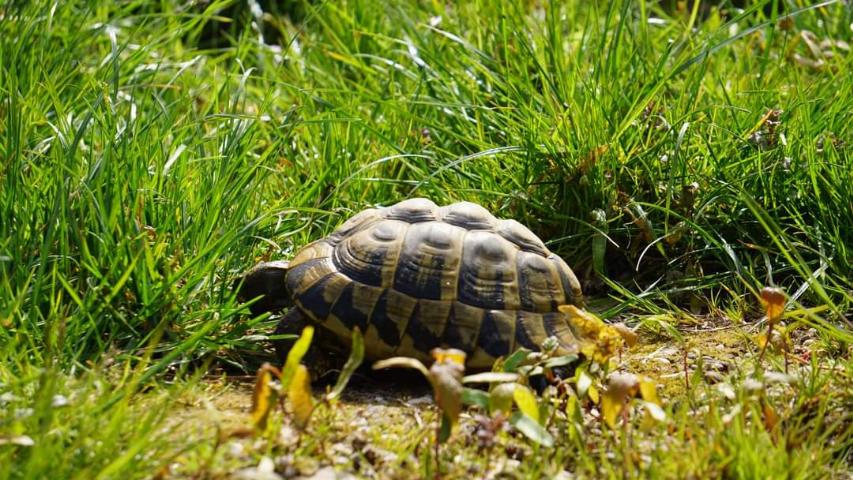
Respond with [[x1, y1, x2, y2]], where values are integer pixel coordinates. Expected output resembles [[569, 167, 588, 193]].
[[576, 369, 593, 398], [438, 414, 452, 444], [502, 349, 532, 372], [518, 365, 544, 377], [462, 388, 490, 409], [591, 209, 608, 275], [544, 354, 579, 368], [510, 412, 554, 447], [280, 326, 314, 391], [326, 327, 364, 401], [489, 383, 516, 415], [512, 384, 540, 424], [565, 394, 580, 421]]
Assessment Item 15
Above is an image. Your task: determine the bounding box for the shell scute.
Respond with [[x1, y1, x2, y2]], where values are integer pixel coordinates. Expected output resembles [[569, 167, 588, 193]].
[[384, 197, 438, 222], [332, 220, 407, 287], [473, 310, 516, 361], [393, 221, 464, 301], [515, 310, 547, 351], [441, 302, 485, 352], [292, 270, 349, 320], [542, 312, 579, 353], [457, 231, 520, 310], [286, 257, 336, 296], [517, 251, 565, 312], [369, 289, 417, 348], [398, 299, 451, 355], [497, 219, 549, 256], [439, 202, 497, 230], [329, 282, 368, 332], [327, 208, 382, 244], [550, 254, 583, 305], [289, 241, 334, 268]]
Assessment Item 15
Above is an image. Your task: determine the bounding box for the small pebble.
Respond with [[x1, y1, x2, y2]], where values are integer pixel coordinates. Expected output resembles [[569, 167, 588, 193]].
[[704, 371, 724, 384], [554, 470, 574, 480], [232, 456, 282, 480], [716, 383, 736, 400], [743, 378, 764, 392], [299, 466, 356, 480]]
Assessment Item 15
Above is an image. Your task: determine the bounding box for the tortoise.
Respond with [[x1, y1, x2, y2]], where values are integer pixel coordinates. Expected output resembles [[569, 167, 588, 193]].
[[238, 198, 591, 370]]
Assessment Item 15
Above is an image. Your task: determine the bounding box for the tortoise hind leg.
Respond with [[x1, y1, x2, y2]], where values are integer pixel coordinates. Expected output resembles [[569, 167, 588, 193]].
[[273, 308, 346, 381]]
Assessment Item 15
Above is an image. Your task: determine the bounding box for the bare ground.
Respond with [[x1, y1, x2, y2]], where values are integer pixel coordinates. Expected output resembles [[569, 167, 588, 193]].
[[160, 320, 849, 479]]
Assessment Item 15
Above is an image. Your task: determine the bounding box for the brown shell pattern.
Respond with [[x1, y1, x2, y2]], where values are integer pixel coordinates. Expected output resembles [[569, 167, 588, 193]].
[[285, 198, 584, 369]]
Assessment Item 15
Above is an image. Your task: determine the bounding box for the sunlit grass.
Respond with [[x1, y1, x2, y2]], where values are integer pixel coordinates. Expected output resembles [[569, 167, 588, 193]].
[[0, 0, 850, 478]]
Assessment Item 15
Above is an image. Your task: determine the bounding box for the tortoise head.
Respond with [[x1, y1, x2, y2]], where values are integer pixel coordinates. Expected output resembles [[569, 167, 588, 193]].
[[235, 260, 293, 316]]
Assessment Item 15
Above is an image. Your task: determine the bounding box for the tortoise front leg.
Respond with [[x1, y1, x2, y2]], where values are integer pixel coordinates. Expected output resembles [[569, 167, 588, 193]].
[[272, 307, 310, 361], [274, 308, 349, 381]]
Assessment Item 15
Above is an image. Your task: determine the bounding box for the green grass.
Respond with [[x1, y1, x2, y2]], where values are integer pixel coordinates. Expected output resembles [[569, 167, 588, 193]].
[[1, 0, 851, 478]]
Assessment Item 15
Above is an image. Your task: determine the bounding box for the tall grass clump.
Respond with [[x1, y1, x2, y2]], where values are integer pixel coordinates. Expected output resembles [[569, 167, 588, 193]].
[[4, 1, 849, 367]]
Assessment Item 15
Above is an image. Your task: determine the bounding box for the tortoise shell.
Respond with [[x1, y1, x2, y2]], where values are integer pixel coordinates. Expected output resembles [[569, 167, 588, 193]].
[[285, 198, 584, 369]]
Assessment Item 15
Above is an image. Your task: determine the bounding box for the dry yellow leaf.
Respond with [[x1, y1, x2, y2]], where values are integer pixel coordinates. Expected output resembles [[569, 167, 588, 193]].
[[762, 400, 779, 431], [612, 322, 639, 348], [588, 383, 600, 404], [281, 326, 314, 391], [288, 364, 315, 429], [373, 356, 430, 378], [250, 363, 279, 431], [639, 377, 660, 405], [432, 347, 467, 366], [760, 287, 786, 324], [560, 305, 624, 363], [600, 373, 640, 428], [600, 392, 622, 428], [430, 359, 465, 438], [579, 144, 609, 175]]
